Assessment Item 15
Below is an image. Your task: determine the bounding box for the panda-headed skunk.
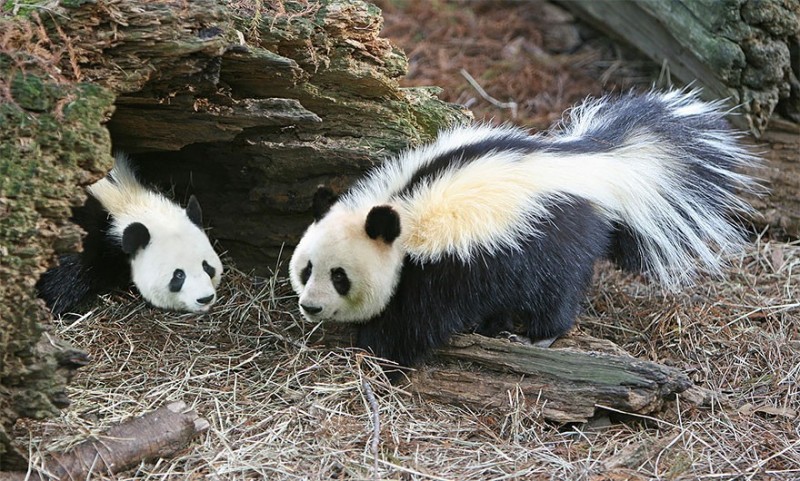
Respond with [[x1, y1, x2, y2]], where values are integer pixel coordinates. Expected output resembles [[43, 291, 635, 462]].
[[37, 153, 224, 314], [289, 89, 760, 371]]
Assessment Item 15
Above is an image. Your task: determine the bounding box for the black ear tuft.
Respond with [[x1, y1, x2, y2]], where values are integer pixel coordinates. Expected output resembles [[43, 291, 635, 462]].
[[186, 195, 203, 227], [312, 186, 338, 222], [365, 205, 401, 243], [122, 222, 150, 255]]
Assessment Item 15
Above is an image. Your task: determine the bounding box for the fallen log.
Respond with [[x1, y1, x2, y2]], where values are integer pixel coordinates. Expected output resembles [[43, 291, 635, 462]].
[[1, 401, 209, 481], [316, 328, 694, 423], [412, 334, 693, 423]]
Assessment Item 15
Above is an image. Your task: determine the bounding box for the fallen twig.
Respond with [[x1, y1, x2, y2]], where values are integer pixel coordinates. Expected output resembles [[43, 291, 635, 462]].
[[362, 378, 381, 479], [460, 68, 518, 119]]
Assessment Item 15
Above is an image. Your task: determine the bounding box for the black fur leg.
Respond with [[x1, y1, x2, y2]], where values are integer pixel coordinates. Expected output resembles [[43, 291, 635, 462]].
[[474, 312, 515, 338], [357, 311, 457, 372], [36, 255, 93, 315], [36, 194, 133, 315]]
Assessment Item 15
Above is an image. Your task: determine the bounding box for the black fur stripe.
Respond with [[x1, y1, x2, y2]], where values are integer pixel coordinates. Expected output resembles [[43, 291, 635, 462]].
[[395, 134, 547, 197]]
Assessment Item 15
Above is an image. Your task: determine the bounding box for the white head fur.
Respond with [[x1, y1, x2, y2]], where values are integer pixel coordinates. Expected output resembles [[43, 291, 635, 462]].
[[88, 154, 223, 312], [289, 194, 404, 323]]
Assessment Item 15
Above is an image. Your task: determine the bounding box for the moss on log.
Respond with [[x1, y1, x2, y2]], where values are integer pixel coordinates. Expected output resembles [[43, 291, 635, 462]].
[[0, 23, 113, 465]]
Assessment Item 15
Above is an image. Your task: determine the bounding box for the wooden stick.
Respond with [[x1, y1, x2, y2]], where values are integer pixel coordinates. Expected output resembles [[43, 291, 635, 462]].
[[2, 401, 209, 481]]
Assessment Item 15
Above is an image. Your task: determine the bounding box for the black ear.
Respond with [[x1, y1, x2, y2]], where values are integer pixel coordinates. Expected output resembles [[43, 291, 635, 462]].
[[312, 186, 338, 222], [365, 205, 401, 243], [122, 222, 150, 255], [186, 195, 203, 227]]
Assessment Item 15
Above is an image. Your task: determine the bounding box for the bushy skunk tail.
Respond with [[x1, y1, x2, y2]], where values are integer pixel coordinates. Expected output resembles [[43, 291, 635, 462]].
[[545, 89, 760, 288]]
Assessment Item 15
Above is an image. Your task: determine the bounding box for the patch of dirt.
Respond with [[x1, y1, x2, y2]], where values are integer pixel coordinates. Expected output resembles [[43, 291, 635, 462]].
[[377, 0, 661, 129]]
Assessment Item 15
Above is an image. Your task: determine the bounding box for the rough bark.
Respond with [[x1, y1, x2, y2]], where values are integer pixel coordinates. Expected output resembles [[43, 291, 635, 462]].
[[316, 329, 693, 423], [748, 118, 800, 237], [0, 0, 466, 462], [0, 17, 113, 468], [560, 0, 800, 135], [0, 401, 209, 481]]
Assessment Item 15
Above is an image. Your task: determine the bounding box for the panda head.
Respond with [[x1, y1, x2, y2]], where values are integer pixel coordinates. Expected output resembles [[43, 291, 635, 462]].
[[121, 195, 223, 313], [289, 187, 405, 323]]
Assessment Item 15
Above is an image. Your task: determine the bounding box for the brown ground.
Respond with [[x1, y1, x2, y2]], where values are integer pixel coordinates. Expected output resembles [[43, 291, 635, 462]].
[[13, 1, 800, 480], [377, 0, 661, 129]]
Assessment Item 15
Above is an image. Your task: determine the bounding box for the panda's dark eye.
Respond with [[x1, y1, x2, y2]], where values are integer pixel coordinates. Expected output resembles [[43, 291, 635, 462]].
[[331, 267, 350, 296], [300, 261, 312, 285], [202, 260, 216, 278], [169, 269, 185, 292]]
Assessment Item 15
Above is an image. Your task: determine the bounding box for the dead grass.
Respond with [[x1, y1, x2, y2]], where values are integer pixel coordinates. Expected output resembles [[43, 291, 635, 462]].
[[12, 1, 800, 480], [13, 235, 800, 480]]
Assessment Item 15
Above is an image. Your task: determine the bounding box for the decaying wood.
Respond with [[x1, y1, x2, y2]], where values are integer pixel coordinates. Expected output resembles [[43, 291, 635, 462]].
[[747, 118, 800, 237], [560, 0, 800, 136], [1, 401, 209, 481], [414, 334, 692, 423], [317, 328, 693, 423]]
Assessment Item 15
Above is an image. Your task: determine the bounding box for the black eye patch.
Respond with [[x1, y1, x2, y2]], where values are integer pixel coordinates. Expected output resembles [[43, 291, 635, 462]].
[[331, 267, 350, 296], [169, 269, 185, 292], [300, 261, 312, 285], [202, 260, 216, 278]]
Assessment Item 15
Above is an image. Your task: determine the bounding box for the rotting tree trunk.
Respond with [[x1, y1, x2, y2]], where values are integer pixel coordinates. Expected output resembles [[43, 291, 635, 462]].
[[0, 19, 113, 469], [317, 329, 696, 423], [560, 0, 800, 237], [0, 0, 466, 464]]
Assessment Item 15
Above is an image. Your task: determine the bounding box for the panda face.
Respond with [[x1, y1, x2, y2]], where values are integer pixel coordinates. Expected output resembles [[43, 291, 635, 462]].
[[119, 195, 223, 314], [128, 225, 223, 312], [289, 205, 404, 323]]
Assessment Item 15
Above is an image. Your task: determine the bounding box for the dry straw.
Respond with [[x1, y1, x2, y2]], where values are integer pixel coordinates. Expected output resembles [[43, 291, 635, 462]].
[[13, 234, 800, 480]]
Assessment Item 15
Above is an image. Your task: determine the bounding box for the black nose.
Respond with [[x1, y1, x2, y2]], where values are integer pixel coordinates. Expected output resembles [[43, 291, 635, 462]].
[[301, 303, 323, 315], [196, 294, 215, 305]]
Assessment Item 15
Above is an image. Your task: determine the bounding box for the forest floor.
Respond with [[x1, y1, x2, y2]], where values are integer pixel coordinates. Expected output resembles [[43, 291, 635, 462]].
[[14, 1, 800, 480]]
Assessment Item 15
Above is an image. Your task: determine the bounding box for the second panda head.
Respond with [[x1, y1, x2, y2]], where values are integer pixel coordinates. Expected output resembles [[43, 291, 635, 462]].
[[121, 195, 223, 313], [289, 187, 405, 323]]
